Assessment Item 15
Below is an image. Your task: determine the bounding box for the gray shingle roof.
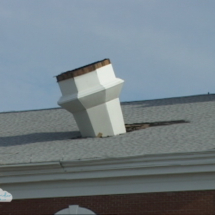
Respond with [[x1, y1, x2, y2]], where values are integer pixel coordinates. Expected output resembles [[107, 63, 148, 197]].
[[0, 94, 215, 165]]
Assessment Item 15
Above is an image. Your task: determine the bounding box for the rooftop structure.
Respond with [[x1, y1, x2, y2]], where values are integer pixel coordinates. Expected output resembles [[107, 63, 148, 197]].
[[56, 59, 126, 137]]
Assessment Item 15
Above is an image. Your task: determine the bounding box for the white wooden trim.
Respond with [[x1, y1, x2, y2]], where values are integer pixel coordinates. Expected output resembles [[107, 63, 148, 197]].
[[1, 151, 215, 199]]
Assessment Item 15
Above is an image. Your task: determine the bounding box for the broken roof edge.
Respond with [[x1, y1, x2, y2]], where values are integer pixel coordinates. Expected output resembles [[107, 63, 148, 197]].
[[56, 58, 111, 82]]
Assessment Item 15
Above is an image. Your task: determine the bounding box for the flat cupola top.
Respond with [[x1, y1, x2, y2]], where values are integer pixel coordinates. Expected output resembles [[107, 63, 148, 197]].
[[56, 59, 111, 82]]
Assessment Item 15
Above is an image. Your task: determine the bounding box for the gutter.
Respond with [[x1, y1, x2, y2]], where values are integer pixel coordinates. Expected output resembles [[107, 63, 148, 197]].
[[1, 151, 215, 199]]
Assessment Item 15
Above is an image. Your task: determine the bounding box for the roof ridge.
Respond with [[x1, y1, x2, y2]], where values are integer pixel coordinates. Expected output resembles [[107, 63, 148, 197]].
[[0, 107, 61, 115], [0, 93, 214, 114], [121, 93, 215, 104]]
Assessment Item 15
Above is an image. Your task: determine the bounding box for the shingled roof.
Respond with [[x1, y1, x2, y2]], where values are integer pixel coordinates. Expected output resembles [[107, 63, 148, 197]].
[[0, 94, 215, 165]]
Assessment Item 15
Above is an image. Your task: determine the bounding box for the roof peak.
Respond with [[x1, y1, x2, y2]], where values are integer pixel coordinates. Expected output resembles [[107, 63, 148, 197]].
[[0, 93, 214, 114]]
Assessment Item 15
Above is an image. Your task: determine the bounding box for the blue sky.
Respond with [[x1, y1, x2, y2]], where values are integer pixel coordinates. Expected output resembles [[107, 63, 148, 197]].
[[0, 0, 215, 112]]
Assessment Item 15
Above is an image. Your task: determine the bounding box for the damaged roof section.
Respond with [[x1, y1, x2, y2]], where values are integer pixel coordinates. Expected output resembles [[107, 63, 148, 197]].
[[125, 120, 189, 132], [0, 94, 215, 165]]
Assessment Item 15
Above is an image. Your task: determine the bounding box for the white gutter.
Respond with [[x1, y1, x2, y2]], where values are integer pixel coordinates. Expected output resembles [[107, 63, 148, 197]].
[[1, 151, 215, 199]]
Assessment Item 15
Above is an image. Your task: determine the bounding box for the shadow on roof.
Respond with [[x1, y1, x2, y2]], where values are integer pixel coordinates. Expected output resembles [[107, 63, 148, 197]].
[[0, 131, 80, 147], [122, 94, 215, 108]]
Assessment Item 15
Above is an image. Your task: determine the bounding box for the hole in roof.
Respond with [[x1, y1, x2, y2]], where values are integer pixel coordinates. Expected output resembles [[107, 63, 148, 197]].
[[70, 120, 189, 139], [125, 120, 189, 132]]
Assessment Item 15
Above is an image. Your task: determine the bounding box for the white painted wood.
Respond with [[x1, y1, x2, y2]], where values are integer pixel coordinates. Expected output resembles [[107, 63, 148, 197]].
[[58, 78, 78, 95], [106, 98, 126, 135], [57, 64, 126, 137], [2, 151, 215, 200], [96, 64, 116, 85], [74, 72, 100, 92]]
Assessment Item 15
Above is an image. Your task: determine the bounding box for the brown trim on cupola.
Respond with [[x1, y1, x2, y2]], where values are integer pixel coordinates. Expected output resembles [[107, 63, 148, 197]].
[[56, 59, 111, 82]]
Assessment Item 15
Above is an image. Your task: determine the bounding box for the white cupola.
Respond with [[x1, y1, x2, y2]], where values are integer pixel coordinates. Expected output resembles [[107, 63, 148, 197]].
[[56, 59, 126, 137]]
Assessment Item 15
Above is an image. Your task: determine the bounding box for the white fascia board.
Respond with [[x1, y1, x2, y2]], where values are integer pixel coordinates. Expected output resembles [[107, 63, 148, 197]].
[[1, 151, 215, 199], [0, 162, 63, 177], [1, 151, 215, 181]]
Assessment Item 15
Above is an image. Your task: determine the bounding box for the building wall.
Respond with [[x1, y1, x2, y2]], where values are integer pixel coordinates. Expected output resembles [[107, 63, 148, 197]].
[[0, 190, 214, 215]]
